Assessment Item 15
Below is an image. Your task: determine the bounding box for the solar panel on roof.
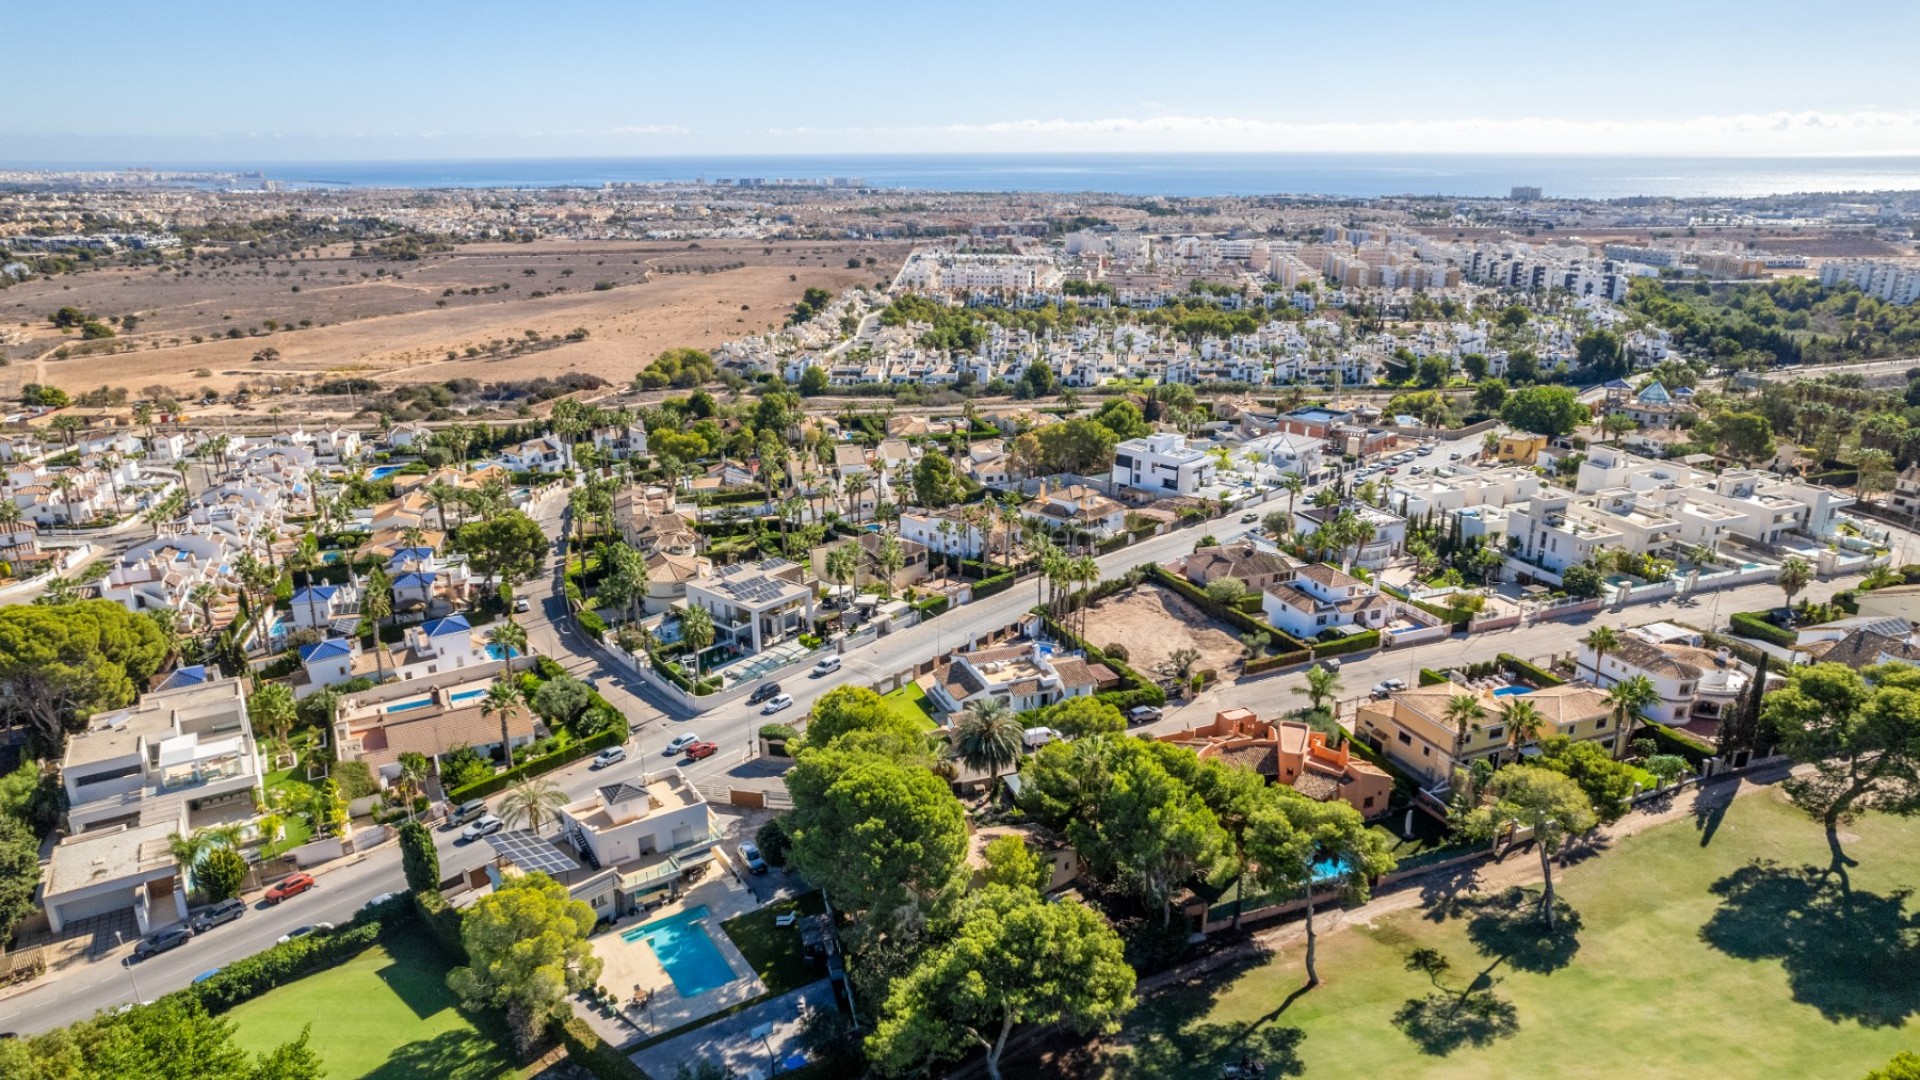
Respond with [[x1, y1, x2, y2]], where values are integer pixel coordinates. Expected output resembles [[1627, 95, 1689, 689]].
[[484, 830, 580, 876]]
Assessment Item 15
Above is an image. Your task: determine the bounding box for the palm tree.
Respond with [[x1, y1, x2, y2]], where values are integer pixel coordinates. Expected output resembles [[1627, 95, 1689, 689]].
[[1293, 665, 1343, 713], [189, 581, 218, 639], [952, 698, 1023, 796], [1776, 556, 1812, 609], [1444, 693, 1488, 773], [482, 680, 524, 770], [487, 619, 529, 662], [498, 775, 568, 835], [1070, 555, 1100, 639], [825, 543, 859, 601], [362, 565, 393, 680], [1581, 624, 1620, 683], [289, 536, 322, 631], [396, 751, 431, 821], [1498, 697, 1545, 763], [1605, 675, 1661, 757], [680, 604, 715, 680], [1282, 472, 1306, 520]]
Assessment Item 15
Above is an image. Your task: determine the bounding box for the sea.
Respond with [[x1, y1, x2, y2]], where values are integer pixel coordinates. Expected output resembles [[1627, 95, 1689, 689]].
[[17, 154, 1920, 199]]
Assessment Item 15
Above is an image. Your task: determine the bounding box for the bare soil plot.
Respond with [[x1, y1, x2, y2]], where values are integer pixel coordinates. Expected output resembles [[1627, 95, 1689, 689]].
[[1079, 583, 1245, 684]]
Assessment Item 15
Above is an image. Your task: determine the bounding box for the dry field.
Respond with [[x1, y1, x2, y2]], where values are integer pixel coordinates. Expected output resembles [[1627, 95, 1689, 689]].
[[1079, 583, 1246, 684], [0, 239, 906, 408]]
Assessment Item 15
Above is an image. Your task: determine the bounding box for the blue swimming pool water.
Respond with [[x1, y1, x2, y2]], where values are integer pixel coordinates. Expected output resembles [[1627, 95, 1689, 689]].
[[485, 643, 517, 661], [368, 465, 402, 480], [386, 698, 433, 713], [1311, 856, 1348, 883], [1491, 686, 1533, 698], [620, 905, 736, 997], [450, 687, 485, 704]]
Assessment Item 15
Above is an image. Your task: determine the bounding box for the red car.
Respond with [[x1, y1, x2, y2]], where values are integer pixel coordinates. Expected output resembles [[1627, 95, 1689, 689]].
[[265, 873, 316, 904], [684, 740, 719, 761]]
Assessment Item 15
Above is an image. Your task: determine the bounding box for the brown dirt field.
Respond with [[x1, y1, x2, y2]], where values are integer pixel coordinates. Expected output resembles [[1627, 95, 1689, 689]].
[[0, 239, 906, 404], [1080, 583, 1246, 684]]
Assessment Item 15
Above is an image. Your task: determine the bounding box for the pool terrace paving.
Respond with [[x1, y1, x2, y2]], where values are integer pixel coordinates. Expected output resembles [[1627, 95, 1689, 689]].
[[579, 871, 768, 1041]]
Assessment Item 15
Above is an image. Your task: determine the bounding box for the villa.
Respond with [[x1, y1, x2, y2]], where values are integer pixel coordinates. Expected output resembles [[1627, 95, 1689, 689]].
[[1355, 682, 1617, 790], [1157, 708, 1393, 817], [684, 558, 816, 655], [924, 641, 1106, 716], [332, 671, 537, 783]]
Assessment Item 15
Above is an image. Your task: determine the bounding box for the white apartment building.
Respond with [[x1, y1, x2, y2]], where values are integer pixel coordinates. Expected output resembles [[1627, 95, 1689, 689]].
[[1112, 432, 1217, 496], [1820, 259, 1920, 306], [685, 558, 816, 655]]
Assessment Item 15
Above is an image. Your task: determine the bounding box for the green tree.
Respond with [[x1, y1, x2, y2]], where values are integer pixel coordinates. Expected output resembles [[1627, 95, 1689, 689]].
[[448, 872, 604, 1052], [1294, 665, 1342, 712], [498, 775, 568, 835], [399, 820, 441, 895], [1042, 696, 1126, 739], [867, 886, 1134, 1080], [1499, 385, 1588, 437], [1764, 661, 1920, 886], [1204, 576, 1246, 607], [1603, 675, 1661, 757], [1705, 411, 1774, 462], [912, 452, 966, 509], [679, 604, 715, 679], [805, 686, 920, 749], [197, 845, 248, 902], [798, 365, 831, 396], [0, 600, 170, 748], [1034, 419, 1118, 475], [785, 746, 969, 914], [451, 510, 549, 590], [1247, 792, 1396, 987], [530, 675, 593, 732], [1865, 1052, 1920, 1080], [1536, 735, 1640, 822], [1458, 765, 1596, 930], [481, 680, 524, 770], [0, 815, 42, 943], [1089, 399, 1152, 440], [247, 1024, 327, 1080], [979, 834, 1051, 894], [248, 681, 298, 758], [1776, 556, 1813, 607]]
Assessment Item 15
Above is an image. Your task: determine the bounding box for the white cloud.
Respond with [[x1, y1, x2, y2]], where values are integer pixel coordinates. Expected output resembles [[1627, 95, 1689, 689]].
[[779, 110, 1920, 154], [527, 124, 692, 138]]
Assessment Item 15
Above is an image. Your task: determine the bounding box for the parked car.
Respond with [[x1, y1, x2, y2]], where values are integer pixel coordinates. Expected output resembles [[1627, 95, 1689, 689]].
[[1416, 446, 1434, 456], [190, 898, 246, 932], [276, 923, 334, 945], [663, 733, 701, 756], [1128, 705, 1163, 724], [190, 969, 223, 985], [1022, 726, 1063, 749], [449, 798, 489, 826], [1240, 512, 1259, 523], [761, 693, 794, 714], [684, 740, 719, 760], [1370, 678, 1407, 699], [748, 682, 783, 705], [1384, 466, 1398, 474], [738, 841, 768, 874], [513, 596, 531, 614], [364, 892, 397, 910], [1320, 658, 1343, 672], [591, 746, 628, 769], [131, 926, 193, 960], [811, 655, 842, 677], [264, 873, 316, 904], [461, 815, 505, 842]]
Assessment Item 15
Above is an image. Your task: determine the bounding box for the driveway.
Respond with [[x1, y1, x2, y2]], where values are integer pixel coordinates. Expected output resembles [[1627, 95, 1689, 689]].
[[628, 980, 838, 1079]]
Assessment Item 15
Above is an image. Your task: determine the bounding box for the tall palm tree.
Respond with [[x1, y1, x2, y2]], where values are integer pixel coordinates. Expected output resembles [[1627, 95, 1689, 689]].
[[482, 680, 524, 770], [1282, 472, 1306, 520], [1444, 693, 1488, 774], [498, 775, 568, 835], [1776, 556, 1812, 609], [362, 565, 393, 680], [487, 619, 529, 661], [396, 751, 431, 821], [1581, 624, 1621, 683], [952, 698, 1023, 796], [680, 604, 715, 680], [1605, 675, 1661, 757], [1071, 554, 1100, 639], [1294, 666, 1343, 713], [1498, 697, 1545, 763]]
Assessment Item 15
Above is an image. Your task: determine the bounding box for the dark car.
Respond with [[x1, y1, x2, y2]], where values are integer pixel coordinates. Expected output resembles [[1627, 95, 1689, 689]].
[[1768, 607, 1799, 629], [131, 926, 193, 960], [190, 897, 246, 932], [747, 682, 783, 705]]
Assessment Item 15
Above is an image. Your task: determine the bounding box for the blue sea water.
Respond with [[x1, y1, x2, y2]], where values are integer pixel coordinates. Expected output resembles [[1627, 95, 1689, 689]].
[[14, 153, 1920, 199]]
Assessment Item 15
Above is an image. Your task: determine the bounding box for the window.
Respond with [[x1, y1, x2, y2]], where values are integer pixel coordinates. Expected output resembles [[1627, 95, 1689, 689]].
[[1396, 731, 1412, 746], [1486, 726, 1504, 742]]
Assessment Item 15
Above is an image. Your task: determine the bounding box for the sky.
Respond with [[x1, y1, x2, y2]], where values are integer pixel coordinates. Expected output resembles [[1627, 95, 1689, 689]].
[[10, 0, 1920, 162]]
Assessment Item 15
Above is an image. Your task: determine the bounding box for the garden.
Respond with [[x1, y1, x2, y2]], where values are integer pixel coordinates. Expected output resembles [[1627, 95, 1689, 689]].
[[1041, 789, 1920, 1080]]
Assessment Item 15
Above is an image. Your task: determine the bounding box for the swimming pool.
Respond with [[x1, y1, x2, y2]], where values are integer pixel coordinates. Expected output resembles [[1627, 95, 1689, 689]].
[[620, 905, 737, 997], [1311, 856, 1348, 883], [450, 687, 486, 704], [1491, 686, 1533, 698], [485, 643, 518, 661], [368, 465, 402, 480], [386, 698, 433, 713]]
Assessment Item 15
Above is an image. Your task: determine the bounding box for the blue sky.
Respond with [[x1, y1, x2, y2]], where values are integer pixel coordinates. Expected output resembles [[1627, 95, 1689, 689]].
[[11, 0, 1920, 161]]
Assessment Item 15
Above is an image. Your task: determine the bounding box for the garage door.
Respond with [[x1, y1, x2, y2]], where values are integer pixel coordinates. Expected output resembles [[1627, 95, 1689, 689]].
[[50, 886, 133, 927]]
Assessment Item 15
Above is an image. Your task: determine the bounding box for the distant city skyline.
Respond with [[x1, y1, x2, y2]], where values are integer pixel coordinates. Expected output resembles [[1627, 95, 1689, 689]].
[[12, 0, 1920, 161]]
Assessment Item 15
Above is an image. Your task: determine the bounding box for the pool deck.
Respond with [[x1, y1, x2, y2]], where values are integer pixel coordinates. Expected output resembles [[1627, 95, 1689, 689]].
[[629, 980, 836, 1080], [579, 871, 767, 1041]]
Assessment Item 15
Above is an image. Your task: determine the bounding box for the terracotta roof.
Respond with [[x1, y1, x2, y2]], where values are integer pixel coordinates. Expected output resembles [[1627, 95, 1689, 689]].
[[1291, 771, 1342, 801], [1051, 657, 1100, 690], [1812, 629, 1920, 670], [1298, 563, 1364, 589], [361, 705, 537, 769], [1609, 637, 1703, 680]]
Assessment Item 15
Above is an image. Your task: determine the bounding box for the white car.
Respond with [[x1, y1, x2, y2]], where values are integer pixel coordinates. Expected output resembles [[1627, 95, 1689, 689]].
[[592, 746, 628, 769], [761, 693, 794, 714], [811, 655, 842, 677], [1022, 726, 1063, 749], [460, 814, 504, 842], [276, 922, 334, 944], [364, 892, 397, 909], [663, 733, 701, 757]]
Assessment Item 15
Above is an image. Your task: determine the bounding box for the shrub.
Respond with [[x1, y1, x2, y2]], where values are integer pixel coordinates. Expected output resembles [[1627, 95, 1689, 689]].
[[1498, 653, 1566, 688], [1418, 668, 1450, 686], [754, 818, 793, 868], [444, 727, 624, 802], [576, 609, 608, 640], [1730, 611, 1796, 647], [188, 895, 414, 1012], [332, 760, 378, 800], [1101, 642, 1130, 662]]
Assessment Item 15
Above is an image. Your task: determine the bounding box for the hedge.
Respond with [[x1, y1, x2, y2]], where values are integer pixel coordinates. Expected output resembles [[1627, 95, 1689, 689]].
[[188, 894, 415, 1013], [1640, 720, 1716, 767], [445, 726, 626, 802], [972, 569, 1018, 599], [1242, 650, 1310, 675], [555, 1015, 652, 1080], [413, 890, 468, 964], [1497, 653, 1565, 688], [1730, 611, 1796, 648], [911, 595, 951, 617], [1312, 630, 1381, 658], [1418, 668, 1450, 687], [576, 609, 608, 640]]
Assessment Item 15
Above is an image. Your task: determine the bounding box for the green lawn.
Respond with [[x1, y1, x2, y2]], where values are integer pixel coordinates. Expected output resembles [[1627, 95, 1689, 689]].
[[1056, 787, 1920, 1080], [722, 891, 830, 995], [881, 682, 941, 731], [229, 934, 519, 1080]]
